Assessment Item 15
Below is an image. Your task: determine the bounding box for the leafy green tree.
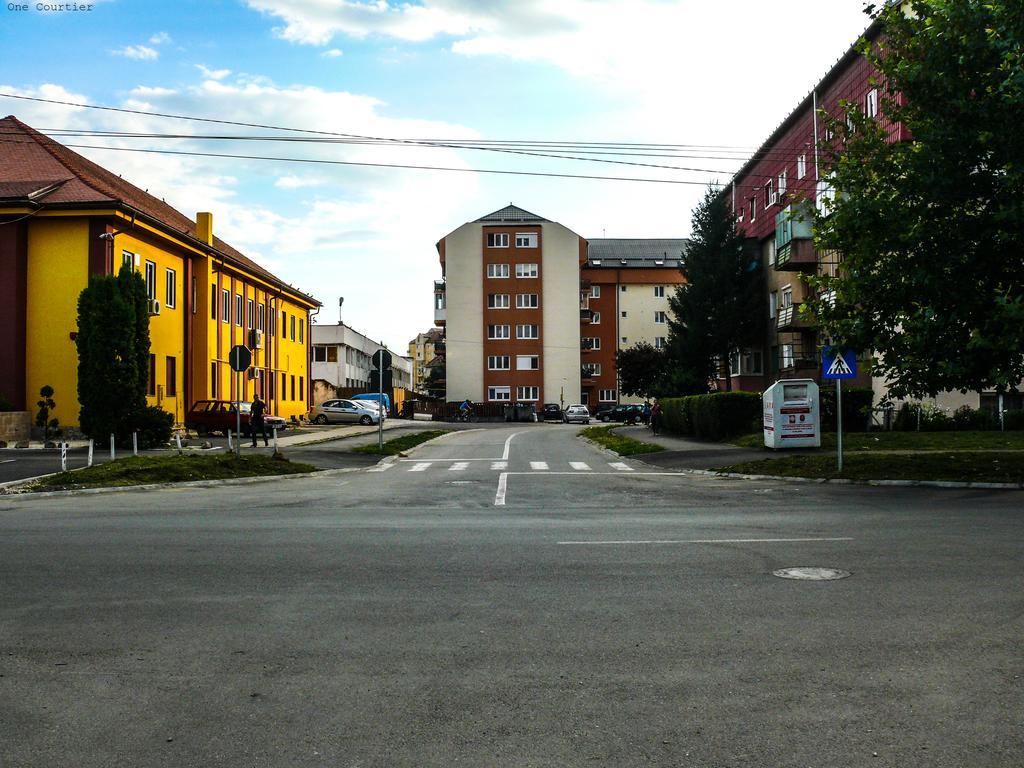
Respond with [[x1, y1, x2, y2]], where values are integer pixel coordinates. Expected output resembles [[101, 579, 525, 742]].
[[811, 0, 1024, 398], [666, 186, 765, 393], [76, 263, 150, 444], [615, 342, 667, 399]]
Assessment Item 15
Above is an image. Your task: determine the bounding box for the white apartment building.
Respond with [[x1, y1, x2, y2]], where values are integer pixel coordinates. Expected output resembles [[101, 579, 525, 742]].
[[311, 322, 412, 391]]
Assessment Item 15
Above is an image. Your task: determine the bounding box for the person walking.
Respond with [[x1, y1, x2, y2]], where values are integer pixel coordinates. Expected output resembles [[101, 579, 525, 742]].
[[650, 399, 662, 436], [250, 393, 269, 447]]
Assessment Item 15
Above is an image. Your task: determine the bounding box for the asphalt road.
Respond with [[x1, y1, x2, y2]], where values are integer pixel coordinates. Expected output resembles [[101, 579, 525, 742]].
[[1, 425, 1022, 767]]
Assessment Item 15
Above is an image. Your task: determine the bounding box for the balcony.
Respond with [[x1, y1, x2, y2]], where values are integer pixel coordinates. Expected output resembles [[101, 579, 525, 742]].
[[580, 308, 593, 323], [433, 280, 446, 325], [581, 339, 598, 352], [775, 238, 817, 271], [776, 305, 812, 331], [434, 307, 446, 325]]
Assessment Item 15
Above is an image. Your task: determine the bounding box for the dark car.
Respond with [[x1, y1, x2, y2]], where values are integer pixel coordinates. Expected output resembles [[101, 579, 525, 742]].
[[601, 404, 644, 424], [540, 403, 564, 422], [592, 404, 616, 421], [185, 400, 288, 436]]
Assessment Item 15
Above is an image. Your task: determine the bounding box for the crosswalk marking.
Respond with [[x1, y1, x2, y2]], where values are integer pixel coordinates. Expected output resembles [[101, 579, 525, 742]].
[[367, 463, 393, 473], [491, 461, 507, 471], [569, 461, 591, 471], [530, 461, 549, 471], [609, 462, 633, 472], [409, 462, 432, 472], [391, 460, 643, 474], [449, 462, 469, 471]]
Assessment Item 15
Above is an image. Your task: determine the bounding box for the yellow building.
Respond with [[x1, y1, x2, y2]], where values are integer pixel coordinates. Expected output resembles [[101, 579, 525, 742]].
[[407, 328, 444, 393], [0, 116, 319, 427]]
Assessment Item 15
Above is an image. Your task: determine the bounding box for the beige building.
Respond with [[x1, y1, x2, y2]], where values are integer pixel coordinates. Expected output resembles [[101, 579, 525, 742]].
[[407, 328, 444, 393]]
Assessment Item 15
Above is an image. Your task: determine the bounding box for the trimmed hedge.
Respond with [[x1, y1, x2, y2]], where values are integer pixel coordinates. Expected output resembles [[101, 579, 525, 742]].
[[660, 392, 762, 440]]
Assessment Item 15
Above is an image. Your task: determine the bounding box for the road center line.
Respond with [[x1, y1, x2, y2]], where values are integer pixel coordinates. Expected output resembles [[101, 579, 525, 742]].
[[557, 537, 855, 546], [494, 472, 508, 506]]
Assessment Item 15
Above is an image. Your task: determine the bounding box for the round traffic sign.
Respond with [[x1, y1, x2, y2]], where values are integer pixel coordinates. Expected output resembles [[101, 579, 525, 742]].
[[229, 344, 252, 373]]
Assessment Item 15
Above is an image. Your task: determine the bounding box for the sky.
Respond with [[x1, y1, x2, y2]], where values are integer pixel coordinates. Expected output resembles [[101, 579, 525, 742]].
[[0, 0, 872, 351]]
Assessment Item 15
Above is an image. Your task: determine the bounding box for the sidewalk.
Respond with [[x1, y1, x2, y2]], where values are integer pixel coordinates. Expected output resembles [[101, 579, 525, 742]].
[[613, 425, 794, 470], [263, 420, 405, 448]]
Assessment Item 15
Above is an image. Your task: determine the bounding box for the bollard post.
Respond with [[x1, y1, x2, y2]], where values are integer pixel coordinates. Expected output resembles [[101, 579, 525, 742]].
[[87, 439, 94, 468], [272, 427, 278, 454], [110, 434, 116, 461], [60, 441, 68, 472], [175, 433, 183, 455], [227, 430, 233, 451], [132, 431, 138, 456]]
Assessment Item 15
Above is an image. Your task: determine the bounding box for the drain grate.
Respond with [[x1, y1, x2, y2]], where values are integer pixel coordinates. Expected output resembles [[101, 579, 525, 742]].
[[772, 567, 851, 581]]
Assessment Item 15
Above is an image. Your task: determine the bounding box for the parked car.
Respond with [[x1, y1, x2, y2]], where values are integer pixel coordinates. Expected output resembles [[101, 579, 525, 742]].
[[308, 399, 381, 425], [352, 392, 391, 412], [186, 400, 289, 436], [592, 404, 616, 421], [563, 404, 591, 424], [540, 403, 564, 422], [601, 404, 644, 424]]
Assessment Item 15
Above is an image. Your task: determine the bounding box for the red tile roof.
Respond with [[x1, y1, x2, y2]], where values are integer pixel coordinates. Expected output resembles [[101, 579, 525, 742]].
[[0, 115, 318, 306]]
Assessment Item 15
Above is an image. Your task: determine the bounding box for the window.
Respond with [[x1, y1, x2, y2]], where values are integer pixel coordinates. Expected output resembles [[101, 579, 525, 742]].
[[313, 346, 327, 362], [165, 268, 176, 308], [488, 355, 510, 370], [281, 310, 287, 337], [487, 233, 509, 248], [654, 286, 665, 298], [654, 311, 667, 324], [487, 263, 510, 278], [865, 88, 879, 119], [516, 293, 539, 308], [235, 294, 243, 326], [147, 354, 156, 397], [299, 376, 304, 401], [591, 286, 601, 299], [211, 362, 218, 398], [515, 263, 538, 278], [165, 356, 177, 396], [599, 389, 617, 402], [620, 285, 627, 292], [191, 277, 196, 314], [257, 304, 265, 331], [780, 286, 793, 309], [781, 344, 795, 369], [767, 238, 777, 266], [299, 319, 304, 343], [290, 375, 296, 401], [515, 233, 538, 248], [764, 179, 775, 208], [488, 293, 510, 309], [269, 303, 277, 336], [750, 196, 757, 222], [281, 372, 287, 400], [487, 386, 511, 402], [516, 355, 539, 370], [797, 153, 807, 180], [488, 324, 510, 340], [290, 315, 296, 341], [778, 170, 787, 197], [211, 285, 217, 320], [582, 337, 601, 350], [621, 311, 628, 318], [769, 291, 778, 318], [655, 337, 666, 350], [144, 261, 157, 300], [517, 386, 540, 402], [246, 298, 254, 328], [516, 324, 539, 339], [583, 362, 601, 377], [221, 289, 230, 323], [122, 250, 136, 269], [591, 311, 601, 324]]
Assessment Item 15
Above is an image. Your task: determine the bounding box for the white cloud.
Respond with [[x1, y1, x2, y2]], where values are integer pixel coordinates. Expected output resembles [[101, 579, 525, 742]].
[[196, 64, 232, 81], [111, 44, 159, 61], [321, 48, 344, 58], [275, 175, 327, 189], [149, 31, 171, 45]]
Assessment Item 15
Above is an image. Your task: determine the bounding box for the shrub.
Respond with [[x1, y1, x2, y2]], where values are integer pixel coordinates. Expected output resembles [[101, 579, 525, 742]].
[[819, 386, 873, 432], [35, 384, 62, 440], [134, 406, 173, 449], [660, 391, 761, 440]]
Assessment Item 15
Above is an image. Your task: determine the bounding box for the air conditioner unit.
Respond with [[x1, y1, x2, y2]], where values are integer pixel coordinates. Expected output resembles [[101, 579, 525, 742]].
[[247, 368, 261, 380], [249, 329, 264, 349], [147, 299, 161, 316]]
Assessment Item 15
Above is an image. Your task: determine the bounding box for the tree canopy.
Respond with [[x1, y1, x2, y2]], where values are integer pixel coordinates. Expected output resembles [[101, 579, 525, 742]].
[[614, 342, 667, 399], [812, 0, 1024, 398]]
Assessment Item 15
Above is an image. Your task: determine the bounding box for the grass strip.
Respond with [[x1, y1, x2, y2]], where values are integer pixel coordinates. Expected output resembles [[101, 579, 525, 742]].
[[352, 430, 449, 456], [716, 452, 1024, 484], [731, 430, 1024, 452], [579, 425, 665, 456], [32, 453, 317, 491]]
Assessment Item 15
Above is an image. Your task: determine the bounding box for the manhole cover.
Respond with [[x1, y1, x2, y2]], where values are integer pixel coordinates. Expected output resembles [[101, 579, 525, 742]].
[[772, 567, 851, 581]]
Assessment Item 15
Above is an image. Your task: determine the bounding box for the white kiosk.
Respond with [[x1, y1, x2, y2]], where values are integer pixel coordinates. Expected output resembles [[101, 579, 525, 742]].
[[763, 379, 821, 449]]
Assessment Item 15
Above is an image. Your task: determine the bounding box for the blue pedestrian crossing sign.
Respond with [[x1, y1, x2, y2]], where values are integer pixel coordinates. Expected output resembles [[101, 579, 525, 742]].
[[821, 347, 857, 380]]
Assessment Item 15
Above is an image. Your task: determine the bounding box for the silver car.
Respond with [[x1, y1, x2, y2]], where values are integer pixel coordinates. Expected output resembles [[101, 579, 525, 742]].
[[563, 404, 591, 424], [309, 399, 381, 425]]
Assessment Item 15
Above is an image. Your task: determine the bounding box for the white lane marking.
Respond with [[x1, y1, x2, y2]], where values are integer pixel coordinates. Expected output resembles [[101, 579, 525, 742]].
[[409, 462, 432, 472], [449, 462, 469, 471], [569, 461, 591, 471], [491, 461, 507, 471], [0, 459, 16, 465], [609, 462, 633, 471], [494, 472, 508, 506], [530, 461, 549, 471], [502, 431, 522, 461], [400, 458, 495, 462], [557, 537, 855, 546], [367, 463, 394, 473]]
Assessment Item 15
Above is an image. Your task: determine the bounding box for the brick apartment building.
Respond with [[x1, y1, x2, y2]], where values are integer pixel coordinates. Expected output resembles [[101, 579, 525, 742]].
[[434, 205, 685, 409]]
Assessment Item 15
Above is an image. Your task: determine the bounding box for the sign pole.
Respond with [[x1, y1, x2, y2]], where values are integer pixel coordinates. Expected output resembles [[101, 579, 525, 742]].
[[836, 378, 844, 473], [377, 350, 384, 451], [235, 370, 241, 458]]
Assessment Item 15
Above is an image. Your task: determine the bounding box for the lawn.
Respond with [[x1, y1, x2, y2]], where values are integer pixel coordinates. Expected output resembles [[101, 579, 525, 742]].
[[352, 430, 449, 456], [30, 453, 317, 491], [731, 430, 1024, 452], [579, 425, 665, 456], [716, 452, 1024, 484]]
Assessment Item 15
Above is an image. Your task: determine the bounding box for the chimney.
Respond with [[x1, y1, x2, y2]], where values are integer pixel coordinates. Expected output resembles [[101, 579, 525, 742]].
[[196, 212, 213, 245]]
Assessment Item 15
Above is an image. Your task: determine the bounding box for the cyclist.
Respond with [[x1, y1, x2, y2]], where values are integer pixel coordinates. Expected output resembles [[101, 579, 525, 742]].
[[458, 399, 473, 422]]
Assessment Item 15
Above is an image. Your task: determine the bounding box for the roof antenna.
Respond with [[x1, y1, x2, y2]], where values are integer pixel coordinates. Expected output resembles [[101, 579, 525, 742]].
[[338, 296, 344, 325]]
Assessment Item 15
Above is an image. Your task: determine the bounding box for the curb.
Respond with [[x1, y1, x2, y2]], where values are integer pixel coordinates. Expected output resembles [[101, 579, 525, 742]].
[[676, 467, 1023, 491]]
